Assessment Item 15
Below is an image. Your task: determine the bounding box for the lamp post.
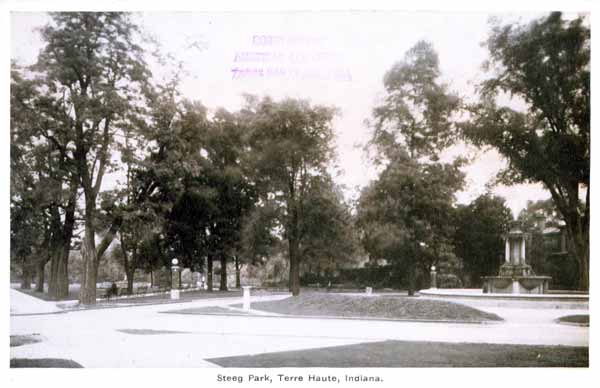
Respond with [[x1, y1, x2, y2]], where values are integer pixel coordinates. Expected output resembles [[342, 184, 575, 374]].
[[171, 258, 180, 300], [430, 265, 437, 289]]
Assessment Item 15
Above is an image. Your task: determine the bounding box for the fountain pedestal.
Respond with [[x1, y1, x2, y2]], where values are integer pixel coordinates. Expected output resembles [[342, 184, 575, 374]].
[[483, 227, 551, 294]]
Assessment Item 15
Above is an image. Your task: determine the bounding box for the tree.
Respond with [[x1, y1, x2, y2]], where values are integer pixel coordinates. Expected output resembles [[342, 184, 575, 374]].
[[166, 187, 214, 283], [357, 152, 465, 293], [11, 63, 79, 299], [239, 200, 280, 286], [369, 40, 460, 162], [203, 108, 256, 291], [461, 12, 590, 289], [244, 96, 337, 296], [297, 175, 359, 277], [363, 41, 463, 294], [454, 194, 512, 286], [517, 199, 561, 231], [32, 13, 152, 304], [10, 194, 43, 290]]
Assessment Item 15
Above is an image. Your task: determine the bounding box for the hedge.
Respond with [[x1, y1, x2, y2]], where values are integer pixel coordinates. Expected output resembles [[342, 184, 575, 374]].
[[300, 265, 407, 289]]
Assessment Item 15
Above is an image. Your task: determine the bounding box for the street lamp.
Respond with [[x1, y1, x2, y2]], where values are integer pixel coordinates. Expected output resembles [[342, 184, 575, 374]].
[[430, 265, 437, 289], [171, 258, 180, 300]]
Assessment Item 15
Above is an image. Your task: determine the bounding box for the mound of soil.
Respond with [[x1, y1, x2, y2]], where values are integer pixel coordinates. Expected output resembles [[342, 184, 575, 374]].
[[245, 293, 502, 322]]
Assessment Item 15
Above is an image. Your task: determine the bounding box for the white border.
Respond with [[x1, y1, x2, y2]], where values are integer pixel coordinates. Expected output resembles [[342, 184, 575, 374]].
[[2, 1, 597, 387]]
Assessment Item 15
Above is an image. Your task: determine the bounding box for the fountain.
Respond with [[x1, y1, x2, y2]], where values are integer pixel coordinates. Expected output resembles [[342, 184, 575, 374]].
[[482, 226, 551, 294], [419, 227, 586, 309]]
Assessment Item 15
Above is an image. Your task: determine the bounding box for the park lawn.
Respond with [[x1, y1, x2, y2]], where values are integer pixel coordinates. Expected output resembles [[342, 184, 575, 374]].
[[558, 315, 589, 326], [10, 358, 83, 368], [10, 334, 42, 347], [243, 293, 502, 322], [208, 340, 588, 367]]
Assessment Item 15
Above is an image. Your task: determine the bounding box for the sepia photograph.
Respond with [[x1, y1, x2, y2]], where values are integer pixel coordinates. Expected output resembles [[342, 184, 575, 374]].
[[4, 0, 592, 383]]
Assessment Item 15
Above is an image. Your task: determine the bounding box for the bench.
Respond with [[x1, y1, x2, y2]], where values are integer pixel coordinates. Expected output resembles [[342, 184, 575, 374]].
[[136, 286, 148, 294]]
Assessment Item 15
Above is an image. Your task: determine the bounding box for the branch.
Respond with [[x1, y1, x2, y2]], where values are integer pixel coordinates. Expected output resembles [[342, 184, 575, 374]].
[[96, 216, 122, 262], [92, 117, 111, 196]]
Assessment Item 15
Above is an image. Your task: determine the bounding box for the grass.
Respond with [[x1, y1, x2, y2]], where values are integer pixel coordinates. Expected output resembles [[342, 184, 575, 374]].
[[10, 334, 42, 347], [208, 340, 588, 367], [558, 315, 589, 326], [242, 293, 502, 322], [10, 358, 83, 368]]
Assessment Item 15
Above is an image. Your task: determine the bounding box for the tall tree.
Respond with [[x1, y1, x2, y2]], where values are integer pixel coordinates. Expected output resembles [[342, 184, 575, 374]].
[[369, 40, 460, 162], [364, 41, 463, 294], [204, 108, 256, 291], [11, 63, 79, 299], [33, 12, 152, 303], [244, 96, 337, 296], [461, 13, 590, 289]]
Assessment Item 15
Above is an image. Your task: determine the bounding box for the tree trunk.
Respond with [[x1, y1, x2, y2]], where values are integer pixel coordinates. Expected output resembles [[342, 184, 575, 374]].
[[548, 184, 589, 291], [288, 237, 300, 296], [48, 247, 61, 298], [207, 255, 213, 292], [235, 255, 241, 289], [50, 226, 74, 300], [121, 238, 136, 295], [79, 215, 98, 305], [126, 267, 135, 295], [21, 258, 31, 290], [35, 258, 46, 293], [48, 184, 76, 300], [150, 270, 154, 287], [566, 221, 589, 291], [407, 258, 416, 296], [47, 206, 63, 298], [56, 247, 69, 299], [220, 255, 228, 291]]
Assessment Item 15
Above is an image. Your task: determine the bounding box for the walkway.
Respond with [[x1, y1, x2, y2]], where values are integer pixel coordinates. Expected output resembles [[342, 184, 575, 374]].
[[10, 290, 588, 367]]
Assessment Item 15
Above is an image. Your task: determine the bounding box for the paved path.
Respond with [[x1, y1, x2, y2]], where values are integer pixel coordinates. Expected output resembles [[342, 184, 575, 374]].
[[10, 291, 588, 367], [10, 289, 63, 315]]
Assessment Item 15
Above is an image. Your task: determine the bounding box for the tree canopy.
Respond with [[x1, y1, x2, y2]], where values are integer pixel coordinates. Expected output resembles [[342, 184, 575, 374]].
[[10, 11, 589, 300], [454, 194, 512, 286], [461, 12, 590, 289]]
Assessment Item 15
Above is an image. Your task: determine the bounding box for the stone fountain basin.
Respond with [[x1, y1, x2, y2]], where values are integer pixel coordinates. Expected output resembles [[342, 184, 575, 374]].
[[482, 276, 551, 294]]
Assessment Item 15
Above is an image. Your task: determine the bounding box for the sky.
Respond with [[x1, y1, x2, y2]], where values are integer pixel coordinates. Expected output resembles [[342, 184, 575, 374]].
[[10, 10, 558, 217]]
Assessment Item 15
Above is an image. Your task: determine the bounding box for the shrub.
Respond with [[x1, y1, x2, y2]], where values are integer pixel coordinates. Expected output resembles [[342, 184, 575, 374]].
[[437, 273, 463, 289], [300, 265, 406, 289]]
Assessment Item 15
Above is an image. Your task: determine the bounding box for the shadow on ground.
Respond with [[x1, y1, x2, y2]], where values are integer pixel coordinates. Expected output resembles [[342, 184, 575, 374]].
[[10, 334, 42, 347], [10, 358, 83, 368], [208, 340, 588, 367]]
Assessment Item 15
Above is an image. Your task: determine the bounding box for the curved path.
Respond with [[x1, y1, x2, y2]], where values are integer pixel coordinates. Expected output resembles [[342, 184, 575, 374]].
[[10, 291, 588, 367]]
